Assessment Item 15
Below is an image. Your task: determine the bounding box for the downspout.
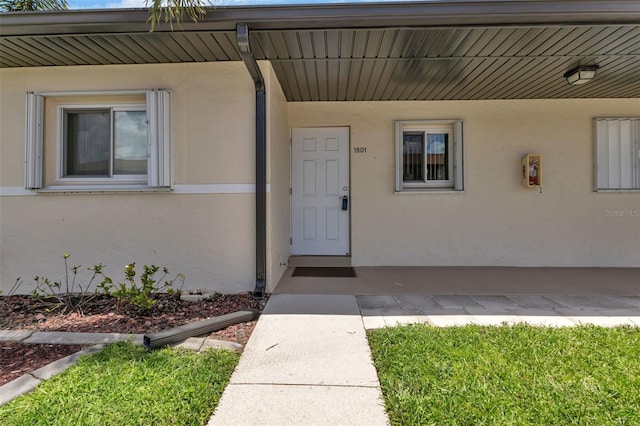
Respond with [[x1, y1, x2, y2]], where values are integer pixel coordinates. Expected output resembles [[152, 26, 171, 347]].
[[236, 23, 267, 298]]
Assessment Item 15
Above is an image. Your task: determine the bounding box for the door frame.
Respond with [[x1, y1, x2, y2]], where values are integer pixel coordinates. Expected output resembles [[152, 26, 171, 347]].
[[290, 126, 351, 256]]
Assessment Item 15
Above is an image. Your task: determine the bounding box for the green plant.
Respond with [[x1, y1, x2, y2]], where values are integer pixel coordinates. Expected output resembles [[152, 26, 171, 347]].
[[28, 254, 111, 314], [13, 254, 185, 312], [209, 291, 223, 301], [2, 276, 24, 296], [111, 263, 185, 310]]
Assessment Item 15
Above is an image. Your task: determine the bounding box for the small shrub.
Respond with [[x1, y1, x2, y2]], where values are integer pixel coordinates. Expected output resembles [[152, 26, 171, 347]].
[[14, 254, 185, 312], [209, 291, 223, 301], [25, 254, 111, 314], [111, 263, 185, 310]]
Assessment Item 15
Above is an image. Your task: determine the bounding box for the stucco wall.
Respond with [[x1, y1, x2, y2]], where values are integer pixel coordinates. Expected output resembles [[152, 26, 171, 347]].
[[0, 62, 259, 294], [288, 99, 640, 267], [265, 64, 291, 292]]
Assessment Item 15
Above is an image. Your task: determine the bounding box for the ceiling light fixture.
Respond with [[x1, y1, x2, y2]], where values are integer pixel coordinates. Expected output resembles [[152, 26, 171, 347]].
[[564, 65, 600, 85]]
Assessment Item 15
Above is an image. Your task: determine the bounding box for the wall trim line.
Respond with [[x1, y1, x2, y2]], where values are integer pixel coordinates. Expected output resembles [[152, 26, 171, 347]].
[[0, 184, 271, 196]]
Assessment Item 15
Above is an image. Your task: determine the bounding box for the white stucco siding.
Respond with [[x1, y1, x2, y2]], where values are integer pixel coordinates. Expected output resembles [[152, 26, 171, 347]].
[[0, 62, 259, 294], [288, 99, 640, 267]]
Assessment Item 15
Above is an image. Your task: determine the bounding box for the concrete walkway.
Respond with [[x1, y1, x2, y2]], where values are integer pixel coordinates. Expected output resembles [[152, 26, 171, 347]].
[[357, 294, 640, 329], [208, 294, 389, 426]]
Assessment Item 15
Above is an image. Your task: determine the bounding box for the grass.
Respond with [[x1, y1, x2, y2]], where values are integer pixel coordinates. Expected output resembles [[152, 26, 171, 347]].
[[0, 341, 239, 426], [368, 324, 640, 426]]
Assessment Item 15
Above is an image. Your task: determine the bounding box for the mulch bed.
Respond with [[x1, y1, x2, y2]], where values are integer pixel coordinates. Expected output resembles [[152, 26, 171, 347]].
[[0, 293, 268, 387], [0, 343, 87, 386]]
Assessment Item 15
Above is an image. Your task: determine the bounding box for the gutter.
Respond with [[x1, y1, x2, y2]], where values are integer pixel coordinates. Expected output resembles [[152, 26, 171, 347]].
[[236, 23, 267, 299], [2, 1, 640, 36]]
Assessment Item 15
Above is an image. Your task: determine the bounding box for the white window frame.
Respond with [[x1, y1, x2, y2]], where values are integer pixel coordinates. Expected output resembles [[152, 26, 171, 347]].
[[594, 118, 640, 191], [57, 104, 147, 185], [25, 89, 172, 191], [394, 119, 464, 192]]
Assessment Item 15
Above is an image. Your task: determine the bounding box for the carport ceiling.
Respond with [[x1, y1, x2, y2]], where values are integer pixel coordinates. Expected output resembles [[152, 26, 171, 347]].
[[1, 2, 639, 101], [253, 26, 640, 100]]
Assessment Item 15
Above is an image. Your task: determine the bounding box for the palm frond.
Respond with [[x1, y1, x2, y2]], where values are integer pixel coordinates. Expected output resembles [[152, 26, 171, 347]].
[[147, 0, 207, 32], [1, 0, 68, 11]]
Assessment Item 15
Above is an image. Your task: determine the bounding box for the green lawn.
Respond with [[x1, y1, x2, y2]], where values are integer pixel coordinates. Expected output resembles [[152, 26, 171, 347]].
[[0, 341, 239, 426], [368, 324, 640, 426]]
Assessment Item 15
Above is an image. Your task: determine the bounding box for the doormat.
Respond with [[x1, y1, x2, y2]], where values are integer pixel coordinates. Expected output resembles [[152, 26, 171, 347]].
[[291, 267, 357, 278]]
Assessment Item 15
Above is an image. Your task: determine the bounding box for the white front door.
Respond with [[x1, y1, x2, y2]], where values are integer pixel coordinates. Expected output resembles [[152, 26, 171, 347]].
[[291, 127, 350, 255]]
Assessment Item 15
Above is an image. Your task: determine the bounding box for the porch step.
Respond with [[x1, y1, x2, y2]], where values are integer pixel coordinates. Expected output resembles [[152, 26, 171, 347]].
[[288, 256, 351, 268]]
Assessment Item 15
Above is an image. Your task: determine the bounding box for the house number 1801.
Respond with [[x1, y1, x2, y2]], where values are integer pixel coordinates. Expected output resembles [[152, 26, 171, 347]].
[[353, 147, 367, 154]]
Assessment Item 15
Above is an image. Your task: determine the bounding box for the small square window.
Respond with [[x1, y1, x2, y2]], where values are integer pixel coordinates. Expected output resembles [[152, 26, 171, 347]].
[[395, 120, 463, 192]]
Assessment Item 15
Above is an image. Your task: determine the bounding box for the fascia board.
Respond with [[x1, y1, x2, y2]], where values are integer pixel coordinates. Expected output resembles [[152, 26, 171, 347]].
[[1, 1, 639, 37]]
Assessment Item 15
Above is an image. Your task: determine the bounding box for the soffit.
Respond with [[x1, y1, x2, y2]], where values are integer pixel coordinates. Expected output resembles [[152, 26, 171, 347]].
[[1, 3, 639, 100], [251, 25, 640, 100]]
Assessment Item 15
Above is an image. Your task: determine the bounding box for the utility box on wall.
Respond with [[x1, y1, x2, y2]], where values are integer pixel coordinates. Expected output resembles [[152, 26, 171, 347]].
[[521, 154, 542, 188]]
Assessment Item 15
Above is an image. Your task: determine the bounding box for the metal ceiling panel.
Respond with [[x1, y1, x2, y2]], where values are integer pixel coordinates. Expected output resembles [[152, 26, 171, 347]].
[[325, 30, 341, 59], [171, 33, 214, 62], [91, 35, 140, 64], [128, 34, 174, 63], [31, 36, 90, 65], [155, 33, 198, 62], [0, 43, 31, 66], [81, 36, 128, 64], [255, 25, 640, 101], [576, 26, 629, 56], [9, 37, 66, 66], [197, 33, 232, 61], [271, 54, 640, 101], [1, 21, 638, 100]]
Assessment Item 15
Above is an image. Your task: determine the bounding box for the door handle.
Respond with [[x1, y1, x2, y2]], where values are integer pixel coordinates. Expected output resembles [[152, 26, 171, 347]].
[[341, 196, 349, 211]]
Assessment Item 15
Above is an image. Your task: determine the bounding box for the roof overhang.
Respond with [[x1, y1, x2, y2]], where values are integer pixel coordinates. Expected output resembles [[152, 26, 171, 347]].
[[2, 1, 640, 35], [1, 1, 639, 100]]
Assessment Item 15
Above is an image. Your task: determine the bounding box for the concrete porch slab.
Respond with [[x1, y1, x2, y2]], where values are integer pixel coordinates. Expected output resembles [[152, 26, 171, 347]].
[[275, 266, 640, 296], [355, 294, 640, 329], [505, 295, 568, 309], [545, 295, 638, 309]]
